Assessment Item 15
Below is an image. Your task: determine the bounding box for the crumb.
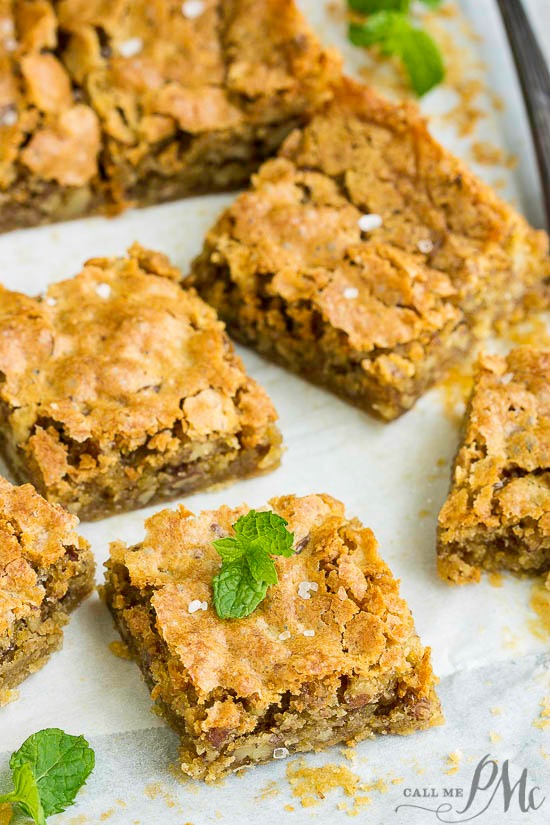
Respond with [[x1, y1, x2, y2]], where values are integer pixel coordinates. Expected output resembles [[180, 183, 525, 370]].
[[437, 361, 475, 426], [68, 817, 88, 825], [0, 688, 19, 707], [116, 800, 127, 808], [284, 804, 295, 812], [109, 640, 133, 660], [540, 747, 549, 760], [100, 810, 114, 821], [444, 751, 462, 775], [488, 572, 504, 588], [489, 731, 502, 744], [533, 698, 550, 730], [502, 627, 519, 651], [341, 747, 357, 761], [417, 508, 432, 519], [470, 141, 517, 168], [528, 582, 550, 641], [490, 707, 502, 716], [286, 760, 363, 809], [0, 803, 12, 825], [257, 781, 279, 800], [498, 316, 550, 349]]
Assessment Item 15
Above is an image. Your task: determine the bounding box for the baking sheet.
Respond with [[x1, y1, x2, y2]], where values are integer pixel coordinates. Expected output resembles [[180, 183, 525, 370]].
[[1, 2, 549, 823]]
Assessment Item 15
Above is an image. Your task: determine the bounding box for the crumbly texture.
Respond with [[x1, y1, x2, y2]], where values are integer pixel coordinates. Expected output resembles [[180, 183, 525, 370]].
[[438, 347, 550, 586], [187, 78, 550, 421], [0, 244, 281, 520], [0, 0, 339, 232], [104, 493, 443, 781], [0, 475, 94, 696]]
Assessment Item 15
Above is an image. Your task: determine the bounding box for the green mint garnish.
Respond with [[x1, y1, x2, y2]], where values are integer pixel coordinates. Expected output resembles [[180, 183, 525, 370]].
[[212, 510, 295, 619], [349, 11, 444, 96], [0, 729, 95, 824], [348, 0, 441, 13]]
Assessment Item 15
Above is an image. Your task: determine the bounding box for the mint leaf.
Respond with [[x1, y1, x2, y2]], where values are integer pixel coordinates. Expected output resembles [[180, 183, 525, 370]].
[[349, 11, 444, 96], [247, 548, 278, 585], [213, 561, 268, 619], [212, 510, 295, 618], [9, 729, 94, 819], [419, 0, 442, 6], [348, 0, 410, 12], [2, 763, 45, 825]]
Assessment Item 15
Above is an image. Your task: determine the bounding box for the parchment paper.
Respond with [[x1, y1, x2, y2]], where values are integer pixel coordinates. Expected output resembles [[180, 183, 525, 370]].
[[1, 2, 549, 822]]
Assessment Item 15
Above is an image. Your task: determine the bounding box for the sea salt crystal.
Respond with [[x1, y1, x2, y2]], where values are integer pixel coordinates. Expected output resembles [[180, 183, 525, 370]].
[[303, 629, 315, 637], [118, 37, 143, 58], [188, 599, 208, 613], [181, 0, 205, 18], [95, 283, 111, 299], [358, 213, 383, 233], [273, 747, 290, 760], [0, 107, 17, 127], [343, 287, 359, 300], [298, 581, 318, 600], [278, 630, 291, 641], [45, 296, 57, 306], [417, 238, 434, 254]]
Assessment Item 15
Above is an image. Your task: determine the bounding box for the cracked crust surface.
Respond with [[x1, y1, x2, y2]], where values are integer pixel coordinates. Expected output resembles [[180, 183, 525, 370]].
[[0, 244, 281, 519], [0, 0, 339, 231], [187, 78, 550, 421], [438, 347, 550, 585], [0, 475, 94, 695], [105, 493, 442, 780]]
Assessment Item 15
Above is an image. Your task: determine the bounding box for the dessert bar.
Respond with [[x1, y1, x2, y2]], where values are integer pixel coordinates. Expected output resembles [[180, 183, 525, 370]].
[[105, 493, 442, 780], [0, 0, 339, 232], [0, 244, 281, 520], [188, 79, 550, 420], [438, 347, 550, 585], [0, 475, 94, 700]]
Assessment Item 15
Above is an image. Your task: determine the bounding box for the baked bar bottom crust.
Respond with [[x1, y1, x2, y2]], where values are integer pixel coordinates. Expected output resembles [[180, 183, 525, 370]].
[[0, 423, 282, 521], [0, 558, 94, 695]]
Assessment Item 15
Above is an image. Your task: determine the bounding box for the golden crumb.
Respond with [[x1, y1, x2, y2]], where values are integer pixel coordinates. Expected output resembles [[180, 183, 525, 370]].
[[502, 627, 519, 651], [116, 800, 127, 808], [470, 141, 517, 168], [68, 817, 88, 825], [109, 640, 133, 660], [488, 572, 504, 588], [0, 688, 19, 707], [444, 751, 462, 776], [257, 781, 279, 800], [341, 747, 357, 761], [489, 732, 502, 744], [540, 747, 549, 760], [286, 760, 364, 809], [0, 803, 12, 825], [417, 509, 432, 519], [284, 805, 295, 812], [533, 698, 550, 731], [499, 316, 550, 349], [437, 361, 475, 426], [100, 810, 114, 821], [490, 707, 502, 716], [528, 582, 550, 641]]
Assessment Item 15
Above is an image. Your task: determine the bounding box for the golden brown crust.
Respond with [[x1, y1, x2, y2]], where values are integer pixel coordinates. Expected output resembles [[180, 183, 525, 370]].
[[0, 0, 340, 230], [0, 474, 94, 691], [0, 244, 281, 519], [105, 493, 442, 779], [187, 78, 550, 421], [438, 347, 550, 585]]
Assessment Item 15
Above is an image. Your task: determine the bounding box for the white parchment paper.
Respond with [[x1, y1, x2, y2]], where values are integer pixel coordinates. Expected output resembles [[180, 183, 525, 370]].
[[1, 2, 549, 823]]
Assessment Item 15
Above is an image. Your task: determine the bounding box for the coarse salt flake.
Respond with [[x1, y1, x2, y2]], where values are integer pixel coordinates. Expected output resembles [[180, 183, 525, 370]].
[[118, 37, 143, 58], [358, 213, 383, 233], [182, 0, 205, 18], [0, 108, 17, 127], [188, 599, 208, 613], [45, 296, 57, 306], [298, 581, 318, 600], [417, 238, 434, 254], [343, 287, 359, 300], [273, 747, 290, 759], [303, 629, 315, 637], [278, 630, 291, 641], [96, 283, 111, 299]]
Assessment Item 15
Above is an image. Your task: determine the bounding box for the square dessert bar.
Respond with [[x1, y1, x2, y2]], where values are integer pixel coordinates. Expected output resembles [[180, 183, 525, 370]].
[[0, 244, 281, 520], [188, 78, 550, 421], [438, 347, 550, 585], [0, 0, 103, 232], [0, 475, 94, 701], [105, 493, 442, 781], [0, 0, 339, 232]]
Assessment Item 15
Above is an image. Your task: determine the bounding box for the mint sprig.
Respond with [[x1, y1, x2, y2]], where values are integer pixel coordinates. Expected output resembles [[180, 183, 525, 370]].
[[0, 729, 94, 824], [348, 2, 445, 97], [212, 510, 295, 619]]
